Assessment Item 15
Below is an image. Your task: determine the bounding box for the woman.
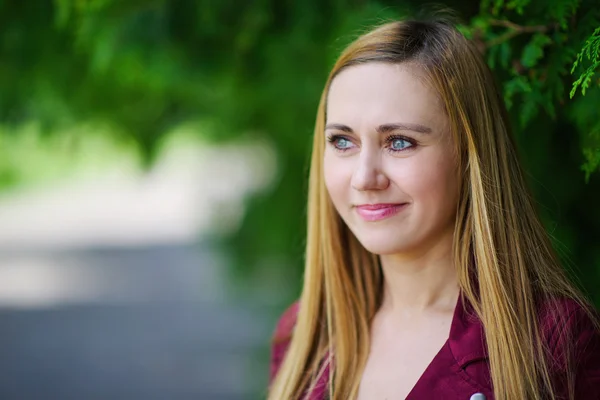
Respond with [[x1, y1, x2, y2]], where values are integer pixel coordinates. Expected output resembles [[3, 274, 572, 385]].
[[267, 18, 600, 400]]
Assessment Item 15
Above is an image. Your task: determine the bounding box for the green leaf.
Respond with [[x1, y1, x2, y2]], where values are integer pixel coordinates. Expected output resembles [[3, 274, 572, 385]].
[[53, 0, 72, 28], [521, 33, 552, 68], [519, 98, 538, 127], [504, 76, 532, 109], [582, 147, 600, 183], [456, 24, 473, 39], [507, 0, 532, 14], [487, 42, 499, 69], [570, 28, 600, 98], [491, 0, 505, 16], [499, 41, 512, 69]]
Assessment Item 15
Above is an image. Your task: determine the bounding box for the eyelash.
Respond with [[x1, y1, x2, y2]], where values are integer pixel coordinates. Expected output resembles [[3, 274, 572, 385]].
[[325, 134, 417, 153]]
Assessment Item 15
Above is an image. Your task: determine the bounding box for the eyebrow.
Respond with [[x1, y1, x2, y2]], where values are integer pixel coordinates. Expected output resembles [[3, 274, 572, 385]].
[[324, 122, 432, 134]]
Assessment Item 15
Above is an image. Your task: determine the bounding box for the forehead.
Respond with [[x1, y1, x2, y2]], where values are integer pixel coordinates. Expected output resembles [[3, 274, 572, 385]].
[[326, 62, 446, 130]]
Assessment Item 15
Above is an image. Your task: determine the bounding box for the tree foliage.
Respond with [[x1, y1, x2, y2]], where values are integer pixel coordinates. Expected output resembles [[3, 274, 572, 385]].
[[462, 0, 600, 181], [1, 0, 599, 301]]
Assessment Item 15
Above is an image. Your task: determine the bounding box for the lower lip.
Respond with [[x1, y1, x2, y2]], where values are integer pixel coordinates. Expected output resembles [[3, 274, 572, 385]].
[[355, 204, 408, 221]]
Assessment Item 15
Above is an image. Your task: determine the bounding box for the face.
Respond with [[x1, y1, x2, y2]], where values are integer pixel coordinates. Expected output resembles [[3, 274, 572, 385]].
[[324, 62, 460, 256]]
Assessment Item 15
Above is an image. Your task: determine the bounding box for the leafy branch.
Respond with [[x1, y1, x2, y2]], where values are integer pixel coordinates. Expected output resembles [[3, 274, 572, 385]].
[[485, 19, 552, 48], [570, 27, 600, 98]]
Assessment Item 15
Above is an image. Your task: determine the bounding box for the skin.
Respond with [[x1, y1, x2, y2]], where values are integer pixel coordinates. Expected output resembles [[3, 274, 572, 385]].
[[324, 62, 462, 399]]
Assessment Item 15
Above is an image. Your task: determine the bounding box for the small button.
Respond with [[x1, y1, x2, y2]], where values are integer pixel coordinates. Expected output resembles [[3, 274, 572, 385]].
[[470, 394, 486, 400]]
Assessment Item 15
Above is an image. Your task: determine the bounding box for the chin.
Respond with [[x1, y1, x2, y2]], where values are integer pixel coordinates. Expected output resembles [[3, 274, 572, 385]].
[[362, 243, 409, 256], [352, 232, 413, 255]]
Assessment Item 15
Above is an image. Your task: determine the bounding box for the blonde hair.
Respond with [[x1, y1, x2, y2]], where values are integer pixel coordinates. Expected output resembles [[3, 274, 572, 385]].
[[268, 19, 593, 400]]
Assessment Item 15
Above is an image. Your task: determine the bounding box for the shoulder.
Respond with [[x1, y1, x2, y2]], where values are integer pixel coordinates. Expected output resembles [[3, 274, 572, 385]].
[[539, 297, 600, 397], [269, 301, 300, 384], [539, 297, 599, 355]]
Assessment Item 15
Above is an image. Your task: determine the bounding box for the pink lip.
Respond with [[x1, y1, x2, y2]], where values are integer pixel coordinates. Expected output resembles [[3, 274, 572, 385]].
[[355, 203, 408, 221]]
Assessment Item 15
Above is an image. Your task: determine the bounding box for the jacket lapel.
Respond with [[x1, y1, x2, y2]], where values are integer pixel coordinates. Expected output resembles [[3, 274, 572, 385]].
[[407, 294, 493, 398]]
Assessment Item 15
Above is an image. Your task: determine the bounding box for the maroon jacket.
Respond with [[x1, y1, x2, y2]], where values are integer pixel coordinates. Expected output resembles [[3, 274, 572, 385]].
[[269, 296, 600, 399]]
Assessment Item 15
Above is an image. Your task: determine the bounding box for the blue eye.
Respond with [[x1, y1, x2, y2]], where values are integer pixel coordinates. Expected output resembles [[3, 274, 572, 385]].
[[336, 138, 352, 149], [387, 136, 415, 152], [326, 135, 355, 152], [391, 138, 411, 150]]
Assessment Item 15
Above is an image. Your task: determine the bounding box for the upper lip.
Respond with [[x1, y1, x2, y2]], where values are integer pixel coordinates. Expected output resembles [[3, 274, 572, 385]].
[[355, 203, 407, 210]]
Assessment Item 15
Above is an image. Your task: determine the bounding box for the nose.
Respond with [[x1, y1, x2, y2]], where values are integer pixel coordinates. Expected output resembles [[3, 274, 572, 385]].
[[351, 150, 389, 191]]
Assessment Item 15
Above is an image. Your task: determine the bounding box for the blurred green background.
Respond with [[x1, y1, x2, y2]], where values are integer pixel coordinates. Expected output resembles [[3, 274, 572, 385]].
[[0, 0, 598, 399]]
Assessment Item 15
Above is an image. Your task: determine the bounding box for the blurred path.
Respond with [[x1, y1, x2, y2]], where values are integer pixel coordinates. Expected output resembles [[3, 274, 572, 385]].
[[0, 245, 273, 400], [0, 140, 282, 400]]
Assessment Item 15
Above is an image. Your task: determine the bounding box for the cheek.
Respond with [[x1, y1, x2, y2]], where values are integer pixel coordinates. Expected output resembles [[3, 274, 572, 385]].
[[402, 151, 459, 205], [323, 154, 348, 204]]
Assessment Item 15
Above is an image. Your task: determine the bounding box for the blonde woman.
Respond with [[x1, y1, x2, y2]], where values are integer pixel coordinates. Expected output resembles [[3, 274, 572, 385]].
[[267, 18, 600, 400]]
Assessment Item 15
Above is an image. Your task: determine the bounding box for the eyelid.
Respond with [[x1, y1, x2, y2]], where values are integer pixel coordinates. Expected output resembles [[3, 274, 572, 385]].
[[384, 133, 414, 142], [326, 133, 354, 142]]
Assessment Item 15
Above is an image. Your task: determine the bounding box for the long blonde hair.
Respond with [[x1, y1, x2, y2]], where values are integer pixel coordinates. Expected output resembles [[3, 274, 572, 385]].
[[268, 19, 593, 400]]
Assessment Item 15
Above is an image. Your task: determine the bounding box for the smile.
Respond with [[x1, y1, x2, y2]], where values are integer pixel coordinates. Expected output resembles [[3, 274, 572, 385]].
[[355, 203, 409, 221]]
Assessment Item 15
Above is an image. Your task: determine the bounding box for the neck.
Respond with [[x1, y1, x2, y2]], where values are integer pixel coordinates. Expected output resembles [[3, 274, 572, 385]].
[[379, 232, 459, 316]]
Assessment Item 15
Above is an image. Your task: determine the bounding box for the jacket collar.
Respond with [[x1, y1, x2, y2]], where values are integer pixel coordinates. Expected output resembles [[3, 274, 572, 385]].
[[448, 293, 489, 367]]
